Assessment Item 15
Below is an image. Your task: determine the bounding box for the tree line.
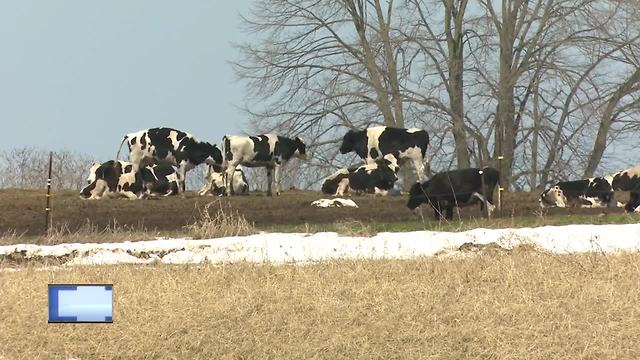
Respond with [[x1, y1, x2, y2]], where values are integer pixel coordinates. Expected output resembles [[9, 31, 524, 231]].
[[234, 0, 640, 190]]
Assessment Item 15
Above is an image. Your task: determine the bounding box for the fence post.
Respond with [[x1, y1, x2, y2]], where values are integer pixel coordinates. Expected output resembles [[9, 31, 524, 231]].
[[45, 152, 53, 234]]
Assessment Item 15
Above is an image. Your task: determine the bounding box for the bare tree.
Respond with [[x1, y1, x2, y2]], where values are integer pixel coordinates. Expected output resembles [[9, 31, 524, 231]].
[[0, 148, 94, 190], [234, 0, 640, 191]]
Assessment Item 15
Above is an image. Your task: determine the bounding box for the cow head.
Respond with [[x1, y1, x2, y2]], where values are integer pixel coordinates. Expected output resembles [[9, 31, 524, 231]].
[[539, 185, 567, 208], [339, 129, 367, 158], [382, 154, 400, 173], [190, 141, 223, 168], [85, 162, 101, 187], [293, 136, 307, 160], [80, 160, 122, 199], [406, 181, 429, 210]]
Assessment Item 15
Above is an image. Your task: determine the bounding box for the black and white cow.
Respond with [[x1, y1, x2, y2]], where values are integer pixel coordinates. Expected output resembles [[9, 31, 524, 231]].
[[607, 166, 640, 191], [407, 167, 499, 220], [116, 127, 223, 192], [605, 166, 640, 212], [625, 185, 640, 213], [321, 154, 399, 197], [80, 160, 181, 200], [222, 134, 307, 196], [339, 126, 429, 182], [539, 177, 615, 208], [198, 166, 249, 196]]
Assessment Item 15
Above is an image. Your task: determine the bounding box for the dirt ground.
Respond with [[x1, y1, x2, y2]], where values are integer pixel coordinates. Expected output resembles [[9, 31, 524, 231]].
[[0, 188, 632, 236]]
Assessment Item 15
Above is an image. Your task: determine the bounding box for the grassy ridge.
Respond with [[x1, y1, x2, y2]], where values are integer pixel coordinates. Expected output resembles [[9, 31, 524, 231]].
[[2, 252, 640, 359]]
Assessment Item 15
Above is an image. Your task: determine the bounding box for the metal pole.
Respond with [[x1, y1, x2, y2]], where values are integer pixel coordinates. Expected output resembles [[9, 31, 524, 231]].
[[479, 169, 489, 219], [497, 155, 504, 217], [45, 152, 53, 234]]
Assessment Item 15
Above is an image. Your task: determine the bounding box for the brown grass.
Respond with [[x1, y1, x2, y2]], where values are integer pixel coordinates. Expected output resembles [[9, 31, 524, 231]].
[[184, 200, 257, 239], [2, 251, 640, 359]]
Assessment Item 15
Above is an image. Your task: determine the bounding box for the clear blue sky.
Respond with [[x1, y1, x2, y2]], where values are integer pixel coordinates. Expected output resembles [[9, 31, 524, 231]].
[[0, 0, 251, 160]]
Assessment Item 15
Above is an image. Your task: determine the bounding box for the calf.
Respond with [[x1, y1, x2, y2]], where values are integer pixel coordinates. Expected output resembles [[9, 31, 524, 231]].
[[321, 154, 399, 197], [116, 127, 223, 192], [199, 167, 249, 196], [80, 160, 181, 200], [407, 167, 499, 220], [539, 177, 614, 208], [222, 134, 307, 196], [339, 126, 429, 181]]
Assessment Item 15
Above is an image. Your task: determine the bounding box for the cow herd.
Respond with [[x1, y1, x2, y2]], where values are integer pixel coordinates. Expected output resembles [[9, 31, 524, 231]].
[[78, 126, 640, 219]]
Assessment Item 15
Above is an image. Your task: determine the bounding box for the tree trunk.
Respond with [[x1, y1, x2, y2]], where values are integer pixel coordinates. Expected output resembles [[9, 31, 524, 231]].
[[584, 68, 640, 177], [446, 0, 470, 169], [345, 0, 398, 127]]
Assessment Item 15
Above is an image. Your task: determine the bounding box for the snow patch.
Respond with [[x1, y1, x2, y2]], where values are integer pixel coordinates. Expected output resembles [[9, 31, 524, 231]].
[[0, 224, 639, 267]]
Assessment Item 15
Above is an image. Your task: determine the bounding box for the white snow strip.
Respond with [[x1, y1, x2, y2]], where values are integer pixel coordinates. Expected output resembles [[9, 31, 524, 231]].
[[1, 224, 640, 267]]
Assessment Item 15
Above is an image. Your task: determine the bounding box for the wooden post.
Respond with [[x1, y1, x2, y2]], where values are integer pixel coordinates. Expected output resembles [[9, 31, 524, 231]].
[[45, 152, 53, 234]]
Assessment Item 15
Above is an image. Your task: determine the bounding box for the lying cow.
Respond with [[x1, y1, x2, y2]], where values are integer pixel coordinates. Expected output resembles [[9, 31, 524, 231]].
[[625, 186, 640, 213], [539, 177, 614, 208], [199, 167, 249, 196], [407, 167, 499, 220], [116, 127, 223, 192], [222, 134, 307, 196], [321, 154, 399, 197], [80, 160, 181, 200], [339, 126, 429, 181]]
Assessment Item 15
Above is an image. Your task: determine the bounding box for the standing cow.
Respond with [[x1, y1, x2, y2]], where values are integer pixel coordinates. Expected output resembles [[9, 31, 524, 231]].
[[407, 167, 499, 220], [222, 134, 307, 196], [339, 126, 429, 182], [116, 127, 223, 192], [321, 154, 399, 197]]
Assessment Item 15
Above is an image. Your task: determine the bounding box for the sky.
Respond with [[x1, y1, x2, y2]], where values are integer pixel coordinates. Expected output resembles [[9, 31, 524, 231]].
[[0, 0, 252, 161]]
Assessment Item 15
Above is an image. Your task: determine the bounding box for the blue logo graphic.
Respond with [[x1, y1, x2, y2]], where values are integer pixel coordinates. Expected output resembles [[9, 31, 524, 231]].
[[48, 284, 113, 323]]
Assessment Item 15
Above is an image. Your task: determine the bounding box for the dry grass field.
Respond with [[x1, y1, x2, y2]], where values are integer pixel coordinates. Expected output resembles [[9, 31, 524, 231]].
[[2, 250, 640, 359]]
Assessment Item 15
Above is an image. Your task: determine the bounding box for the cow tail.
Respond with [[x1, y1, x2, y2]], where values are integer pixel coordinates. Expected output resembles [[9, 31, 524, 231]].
[[115, 135, 128, 161]]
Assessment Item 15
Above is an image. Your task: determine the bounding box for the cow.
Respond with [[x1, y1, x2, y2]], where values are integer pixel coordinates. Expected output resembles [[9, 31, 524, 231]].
[[407, 167, 499, 220], [321, 154, 399, 197], [607, 166, 640, 191], [222, 134, 307, 196], [198, 166, 249, 196], [339, 126, 429, 182], [625, 185, 640, 213], [539, 177, 614, 208], [80, 160, 181, 200], [116, 127, 223, 192]]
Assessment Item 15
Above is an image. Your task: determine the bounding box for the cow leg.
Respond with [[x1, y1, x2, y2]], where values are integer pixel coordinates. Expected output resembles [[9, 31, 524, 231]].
[[198, 165, 213, 196], [336, 178, 349, 197], [275, 163, 282, 196], [446, 206, 454, 220], [176, 164, 187, 193], [413, 158, 427, 182], [266, 166, 273, 197], [224, 163, 239, 196]]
